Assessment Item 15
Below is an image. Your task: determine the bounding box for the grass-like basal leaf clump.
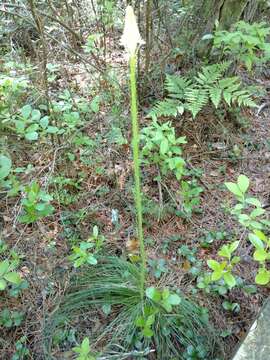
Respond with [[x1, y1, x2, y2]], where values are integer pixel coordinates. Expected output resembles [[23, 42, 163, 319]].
[[44, 257, 218, 359]]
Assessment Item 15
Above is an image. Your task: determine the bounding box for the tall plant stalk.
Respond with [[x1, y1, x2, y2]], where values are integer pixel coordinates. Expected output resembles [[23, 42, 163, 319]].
[[121, 6, 146, 300], [129, 54, 146, 300]]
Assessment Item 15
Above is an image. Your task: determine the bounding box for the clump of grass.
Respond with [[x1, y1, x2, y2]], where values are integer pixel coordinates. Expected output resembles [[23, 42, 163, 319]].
[[44, 7, 220, 359]]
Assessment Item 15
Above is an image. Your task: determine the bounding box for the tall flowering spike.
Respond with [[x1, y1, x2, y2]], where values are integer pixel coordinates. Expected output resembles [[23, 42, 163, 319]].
[[121, 6, 145, 58]]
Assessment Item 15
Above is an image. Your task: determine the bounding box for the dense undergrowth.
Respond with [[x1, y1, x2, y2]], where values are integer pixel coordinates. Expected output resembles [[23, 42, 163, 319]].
[[1, 1, 270, 359]]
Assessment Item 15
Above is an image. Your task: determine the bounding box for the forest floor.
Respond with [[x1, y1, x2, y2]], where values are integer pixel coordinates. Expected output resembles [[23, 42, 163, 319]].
[[1, 52, 270, 359]]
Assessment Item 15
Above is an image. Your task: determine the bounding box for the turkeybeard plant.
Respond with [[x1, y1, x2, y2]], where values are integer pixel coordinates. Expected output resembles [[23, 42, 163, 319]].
[[121, 5, 146, 300], [44, 7, 219, 360]]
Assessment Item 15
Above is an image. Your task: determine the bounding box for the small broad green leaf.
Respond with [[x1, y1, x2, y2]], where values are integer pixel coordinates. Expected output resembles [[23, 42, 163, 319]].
[[168, 293, 181, 305], [237, 175, 249, 193], [253, 248, 268, 262], [0, 260, 9, 276], [87, 255, 98, 265], [162, 300, 172, 313], [249, 233, 264, 249], [26, 123, 39, 133], [90, 96, 100, 113], [231, 256, 241, 265], [40, 116, 49, 129], [255, 268, 270, 285], [0, 279, 7, 290], [135, 316, 145, 327], [31, 109, 41, 121], [250, 208, 265, 218], [229, 241, 240, 254], [25, 131, 39, 141], [4, 272, 21, 284], [74, 257, 85, 268], [81, 337, 90, 353], [162, 288, 170, 300], [254, 230, 268, 242], [249, 221, 263, 230], [160, 139, 169, 155], [145, 314, 155, 327], [246, 198, 262, 207], [46, 126, 59, 134], [223, 272, 236, 288], [207, 259, 221, 271], [21, 104, 32, 119], [93, 225, 99, 238], [211, 270, 223, 281], [142, 326, 154, 338], [0, 155, 12, 180], [225, 182, 243, 198], [218, 245, 231, 259], [102, 304, 111, 316], [146, 286, 161, 302]]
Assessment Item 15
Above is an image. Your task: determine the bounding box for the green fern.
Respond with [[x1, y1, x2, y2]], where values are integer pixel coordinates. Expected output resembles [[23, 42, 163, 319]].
[[196, 62, 230, 86], [148, 76, 190, 119], [165, 75, 192, 99], [149, 62, 257, 120], [185, 87, 208, 118], [149, 98, 184, 120], [209, 86, 222, 108]]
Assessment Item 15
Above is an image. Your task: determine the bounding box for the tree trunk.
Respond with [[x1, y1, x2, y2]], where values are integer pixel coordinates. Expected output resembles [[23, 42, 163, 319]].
[[186, 0, 257, 57]]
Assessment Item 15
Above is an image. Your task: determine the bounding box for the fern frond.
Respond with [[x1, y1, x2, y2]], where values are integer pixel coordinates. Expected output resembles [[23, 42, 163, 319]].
[[185, 88, 208, 118], [148, 98, 184, 119], [165, 75, 192, 99], [196, 62, 230, 86], [209, 87, 222, 108], [232, 91, 257, 107]]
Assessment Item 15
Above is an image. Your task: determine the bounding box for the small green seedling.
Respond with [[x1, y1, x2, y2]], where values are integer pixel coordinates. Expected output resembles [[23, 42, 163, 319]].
[[0, 259, 22, 291], [225, 174, 267, 231], [141, 120, 187, 181], [222, 301, 240, 313], [0, 308, 24, 328], [249, 230, 270, 285], [69, 226, 104, 268], [72, 338, 97, 360], [20, 182, 54, 224], [12, 336, 29, 360], [148, 258, 168, 279], [212, 21, 270, 72], [207, 241, 240, 288], [135, 306, 158, 338], [183, 344, 207, 360], [0, 154, 12, 182], [178, 179, 203, 217], [145, 286, 181, 313], [13, 104, 60, 140]]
